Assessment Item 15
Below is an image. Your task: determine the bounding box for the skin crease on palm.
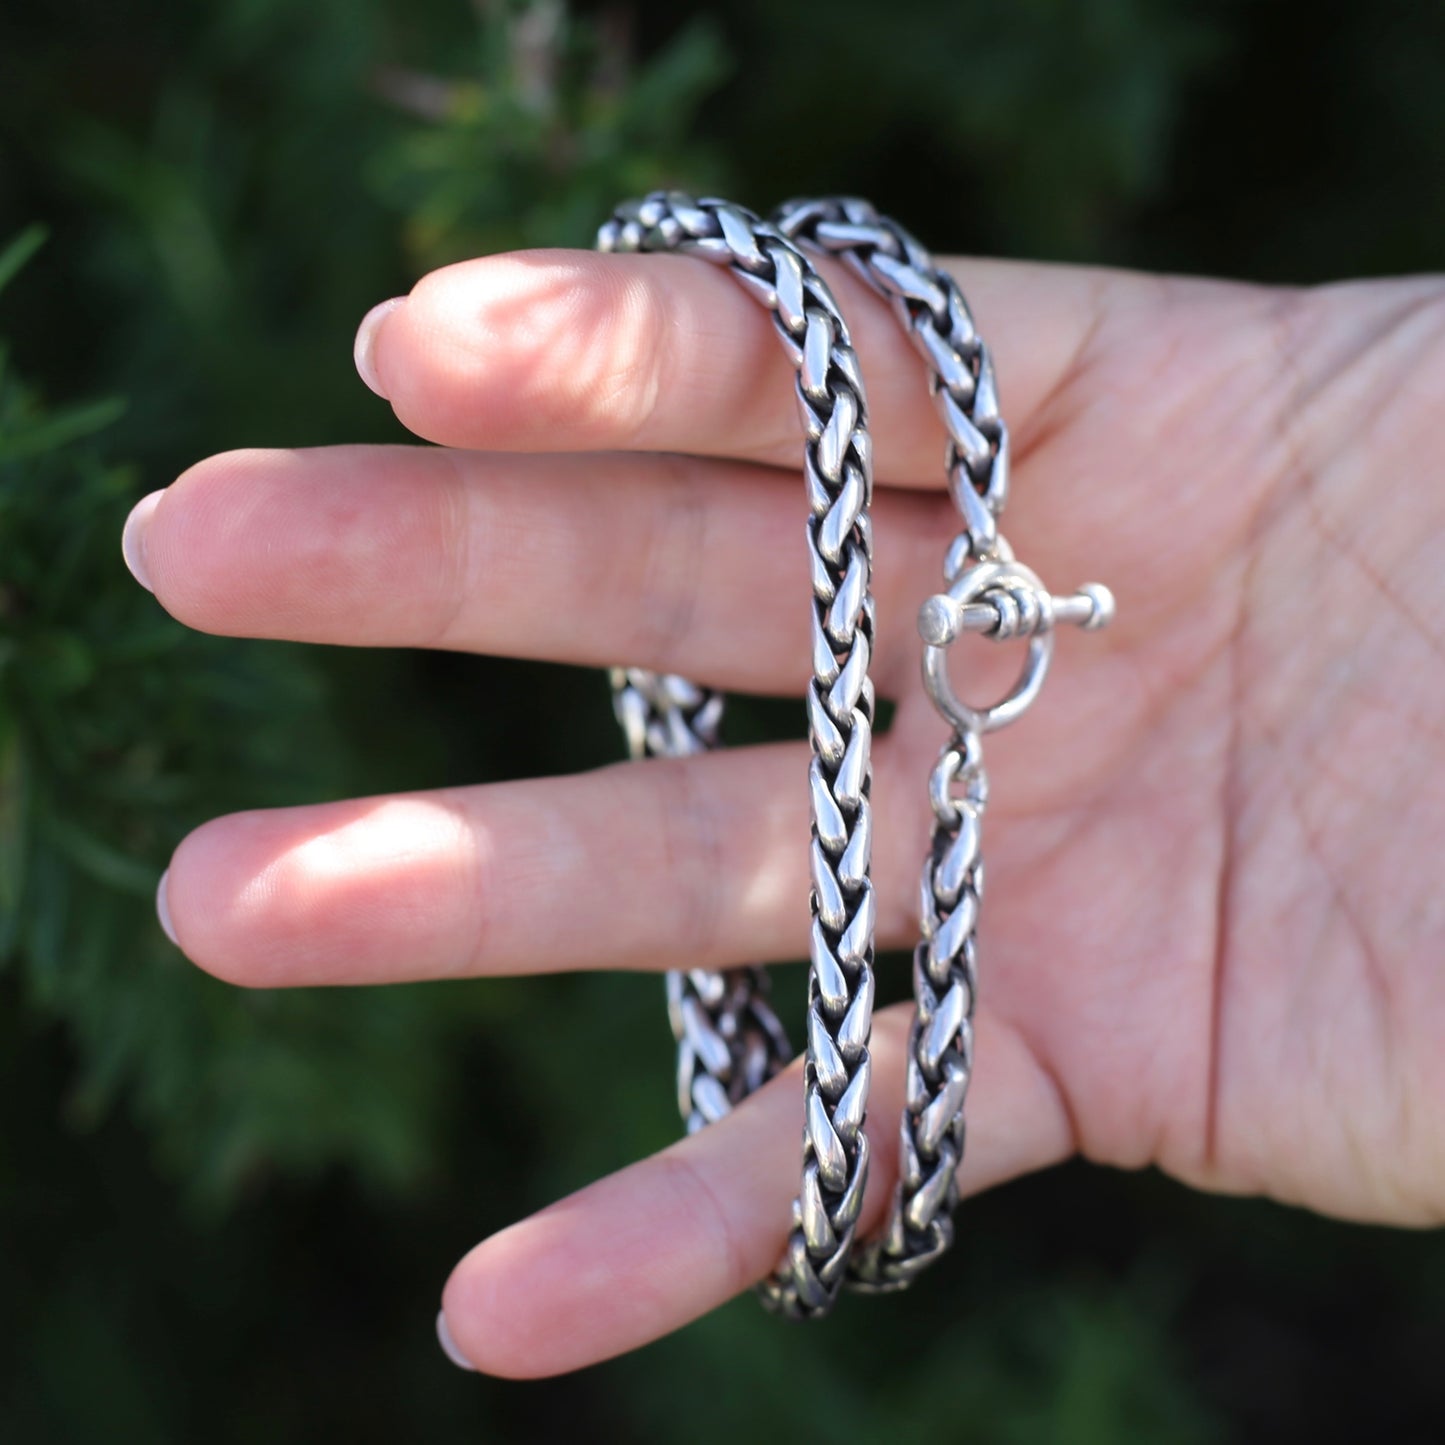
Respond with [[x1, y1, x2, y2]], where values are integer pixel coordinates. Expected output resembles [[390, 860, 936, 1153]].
[[118, 244, 1445, 1379]]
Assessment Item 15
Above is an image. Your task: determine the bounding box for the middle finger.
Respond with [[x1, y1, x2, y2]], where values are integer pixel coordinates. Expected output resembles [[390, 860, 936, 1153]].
[[136, 443, 949, 695]]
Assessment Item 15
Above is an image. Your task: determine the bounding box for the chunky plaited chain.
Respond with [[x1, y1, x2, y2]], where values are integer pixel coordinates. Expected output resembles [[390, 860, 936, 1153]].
[[775, 197, 1010, 562], [599, 193, 879, 1318], [776, 196, 1113, 1289], [610, 667, 793, 1133], [773, 197, 1001, 1288], [602, 192, 1113, 1311]]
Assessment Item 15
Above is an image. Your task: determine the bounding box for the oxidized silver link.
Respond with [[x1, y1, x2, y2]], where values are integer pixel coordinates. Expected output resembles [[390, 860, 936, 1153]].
[[775, 196, 1113, 1292], [610, 667, 793, 1134], [848, 732, 987, 1290], [600, 193, 879, 1318], [775, 196, 1010, 562]]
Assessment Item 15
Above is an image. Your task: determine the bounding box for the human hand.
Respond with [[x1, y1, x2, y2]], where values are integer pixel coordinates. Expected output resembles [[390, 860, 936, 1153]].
[[121, 243, 1445, 1376]]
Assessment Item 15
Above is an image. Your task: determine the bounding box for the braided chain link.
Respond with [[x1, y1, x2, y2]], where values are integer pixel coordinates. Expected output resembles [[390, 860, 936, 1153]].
[[775, 197, 1002, 1288], [599, 193, 879, 1318], [610, 667, 793, 1133], [775, 197, 1009, 566], [602, 192, 1112, 1310]]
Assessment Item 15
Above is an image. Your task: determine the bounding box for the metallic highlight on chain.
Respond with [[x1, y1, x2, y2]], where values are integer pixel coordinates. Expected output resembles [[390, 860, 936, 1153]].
[[599, 192, 879, 1318], [601, 191, 1113, 1311], [777, 195, 1113, 1290]]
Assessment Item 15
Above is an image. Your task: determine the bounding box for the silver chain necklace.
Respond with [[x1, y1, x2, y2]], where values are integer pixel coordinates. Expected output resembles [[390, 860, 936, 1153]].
[[600, 192, 1112, 1317]]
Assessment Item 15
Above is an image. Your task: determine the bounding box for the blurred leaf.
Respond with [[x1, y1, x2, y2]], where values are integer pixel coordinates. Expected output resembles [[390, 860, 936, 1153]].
[[0, 225, 48, 296], [0, 722, 23, 957], [0, 395, 127, 460]]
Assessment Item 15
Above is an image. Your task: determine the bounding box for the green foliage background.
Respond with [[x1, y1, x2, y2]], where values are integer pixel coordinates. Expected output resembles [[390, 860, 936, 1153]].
[[2, 1, 1443, 1440]]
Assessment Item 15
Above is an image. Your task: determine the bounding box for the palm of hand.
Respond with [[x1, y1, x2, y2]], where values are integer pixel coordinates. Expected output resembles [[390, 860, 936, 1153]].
[[896, 272, 1445, 1229], [127, 246, 1445, 1374]]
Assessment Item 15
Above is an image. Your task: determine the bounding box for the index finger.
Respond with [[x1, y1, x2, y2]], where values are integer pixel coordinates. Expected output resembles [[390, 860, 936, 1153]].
[[357, 248, 1125, 484]]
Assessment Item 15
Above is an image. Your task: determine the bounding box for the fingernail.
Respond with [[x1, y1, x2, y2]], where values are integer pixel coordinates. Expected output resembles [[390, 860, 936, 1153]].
[[156, 869, 179, 947], [436, 1309, 475, 1371], [122, 490, 164, 593], [354, 296, 405, 399]]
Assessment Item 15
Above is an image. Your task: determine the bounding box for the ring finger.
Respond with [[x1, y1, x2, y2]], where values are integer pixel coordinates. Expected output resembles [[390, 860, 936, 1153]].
[[162, 741, 924, 990]]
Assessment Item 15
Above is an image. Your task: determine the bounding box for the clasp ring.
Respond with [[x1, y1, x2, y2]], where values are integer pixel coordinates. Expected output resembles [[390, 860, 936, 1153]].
[[918, 559, 1053, 734], [918, 559, 1114, 736]]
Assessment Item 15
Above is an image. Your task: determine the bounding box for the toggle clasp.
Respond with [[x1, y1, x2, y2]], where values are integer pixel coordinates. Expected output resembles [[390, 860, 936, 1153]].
[[917, 555, 1113, 735]]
